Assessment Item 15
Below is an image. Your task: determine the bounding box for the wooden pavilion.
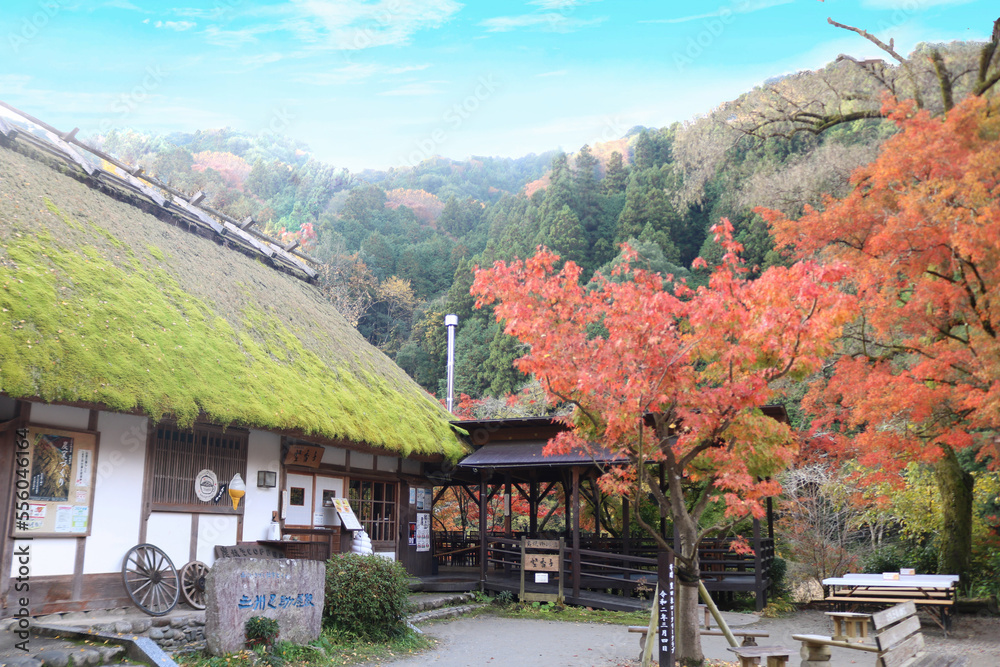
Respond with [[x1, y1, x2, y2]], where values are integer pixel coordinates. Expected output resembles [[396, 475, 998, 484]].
[[426, 415, 779, 612]]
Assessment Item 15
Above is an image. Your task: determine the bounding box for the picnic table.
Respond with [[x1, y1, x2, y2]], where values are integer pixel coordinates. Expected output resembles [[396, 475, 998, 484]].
[[822, 573, 958, 632]]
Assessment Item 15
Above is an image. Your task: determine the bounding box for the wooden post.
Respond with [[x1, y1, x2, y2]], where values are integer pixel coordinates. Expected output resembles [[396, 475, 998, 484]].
[[479, 470, 488, 590], [766, 495, 774, 540], [572, 467, 581, 600], [529, 478, 538, 537], [504, 474, 513, 577], [753, 516, 764, 611], [657, 550, 676, 667], [623, 495, 631, 556], [592, 478, 602, 541]]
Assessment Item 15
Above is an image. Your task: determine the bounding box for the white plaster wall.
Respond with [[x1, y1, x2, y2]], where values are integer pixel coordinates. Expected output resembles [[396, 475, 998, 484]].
[[242, 430, 280, 542], [146, 512, 192, 570], [376, 456, 398, 472], [84, 412, 148, 573], [401, 459, 421, 475], [196, 515, 238, 566], [321, 446, 346, 466], [352, 452, 374, 470], [14, 538, 76, 576]]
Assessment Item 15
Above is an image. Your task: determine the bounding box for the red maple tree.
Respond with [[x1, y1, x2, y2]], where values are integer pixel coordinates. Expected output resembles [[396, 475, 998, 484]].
[[762, 95, 1000, 579], [472, 221, 851, 662]]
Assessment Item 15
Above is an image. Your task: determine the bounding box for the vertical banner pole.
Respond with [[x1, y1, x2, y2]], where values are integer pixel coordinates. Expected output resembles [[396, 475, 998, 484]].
[[657, 550, 675, 667]]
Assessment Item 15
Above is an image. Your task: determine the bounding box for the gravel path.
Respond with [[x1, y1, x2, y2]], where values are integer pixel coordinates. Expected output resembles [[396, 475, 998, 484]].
[[360, 609, 1000, 667]]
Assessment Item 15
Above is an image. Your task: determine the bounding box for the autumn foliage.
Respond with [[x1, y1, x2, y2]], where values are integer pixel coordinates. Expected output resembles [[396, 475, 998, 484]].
[[762, 95, 1000, 577], [763, 96, 1000, 470], [472, 222, 851, 661]]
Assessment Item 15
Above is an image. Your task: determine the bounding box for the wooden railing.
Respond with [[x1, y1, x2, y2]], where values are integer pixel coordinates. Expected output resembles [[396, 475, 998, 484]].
[[439, 532, 774, 599]]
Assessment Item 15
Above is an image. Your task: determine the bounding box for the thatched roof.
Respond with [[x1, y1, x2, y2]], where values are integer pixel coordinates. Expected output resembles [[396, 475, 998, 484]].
[[0, 138, 466, 459]]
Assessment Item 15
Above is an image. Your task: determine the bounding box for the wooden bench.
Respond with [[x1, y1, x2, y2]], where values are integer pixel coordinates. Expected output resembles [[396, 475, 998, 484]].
[[794, 601, 970, 667], [627, 625, 769, 658], [824, 611, 870, 642], [727, 645, 792, 667]]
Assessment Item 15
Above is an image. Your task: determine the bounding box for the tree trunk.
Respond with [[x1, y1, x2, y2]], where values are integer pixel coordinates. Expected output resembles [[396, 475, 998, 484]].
[[674, 521, 703, 665], [933, 446, 974, 583]]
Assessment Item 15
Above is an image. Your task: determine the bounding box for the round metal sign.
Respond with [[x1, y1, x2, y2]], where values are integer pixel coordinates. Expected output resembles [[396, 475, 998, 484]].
[[195, 469, 218, 502]]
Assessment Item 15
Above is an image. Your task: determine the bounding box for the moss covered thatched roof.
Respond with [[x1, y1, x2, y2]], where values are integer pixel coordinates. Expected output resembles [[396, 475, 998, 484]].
[[0, 141, 466, 459]]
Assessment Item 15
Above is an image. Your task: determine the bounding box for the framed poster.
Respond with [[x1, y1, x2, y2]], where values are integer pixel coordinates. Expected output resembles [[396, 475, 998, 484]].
[[12, 424, 99, 537]]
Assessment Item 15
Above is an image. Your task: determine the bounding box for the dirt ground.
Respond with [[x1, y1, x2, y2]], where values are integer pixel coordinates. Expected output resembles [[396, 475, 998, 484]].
[[359, 609, 1000, 667]]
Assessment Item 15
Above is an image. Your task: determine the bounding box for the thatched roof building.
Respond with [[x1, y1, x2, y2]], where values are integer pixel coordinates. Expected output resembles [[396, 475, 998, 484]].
[[0, 117, 464, 459]]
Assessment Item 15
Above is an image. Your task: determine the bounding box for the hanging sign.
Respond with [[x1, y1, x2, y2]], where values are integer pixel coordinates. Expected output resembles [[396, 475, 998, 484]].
[[195, 469, 219, 502], [284, 445, 324, 468]]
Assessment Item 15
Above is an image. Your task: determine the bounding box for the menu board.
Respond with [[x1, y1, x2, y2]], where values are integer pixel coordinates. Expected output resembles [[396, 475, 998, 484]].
[[12, 425, 99, 537]]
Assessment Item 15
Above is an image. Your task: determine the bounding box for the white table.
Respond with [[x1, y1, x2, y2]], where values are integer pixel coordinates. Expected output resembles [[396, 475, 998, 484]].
[[822, 573, 959, 632]]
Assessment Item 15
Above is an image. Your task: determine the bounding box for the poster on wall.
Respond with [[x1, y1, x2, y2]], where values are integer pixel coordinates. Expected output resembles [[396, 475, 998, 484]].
[[12, 425, 99, 538], [416, 512, 431, 552], [415, 488, 433, 511]]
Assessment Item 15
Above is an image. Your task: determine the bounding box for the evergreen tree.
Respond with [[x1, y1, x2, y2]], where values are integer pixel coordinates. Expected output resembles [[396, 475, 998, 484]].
[[544, 205, 588, 265], [602, 151, 628, 194], [484, 326, 528, 397]]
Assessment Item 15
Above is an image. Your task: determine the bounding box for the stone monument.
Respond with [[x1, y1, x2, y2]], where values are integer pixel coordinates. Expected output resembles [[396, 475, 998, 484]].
[[204, 557, 325, 655]]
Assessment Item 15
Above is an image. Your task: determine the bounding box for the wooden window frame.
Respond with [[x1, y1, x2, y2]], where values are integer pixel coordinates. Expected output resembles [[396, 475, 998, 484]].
[[348, 478, 398, 547], [148, 423, 248, 514]]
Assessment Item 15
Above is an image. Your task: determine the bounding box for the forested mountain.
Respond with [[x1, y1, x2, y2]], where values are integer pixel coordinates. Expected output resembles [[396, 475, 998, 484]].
[[94, 38, 983, 403]]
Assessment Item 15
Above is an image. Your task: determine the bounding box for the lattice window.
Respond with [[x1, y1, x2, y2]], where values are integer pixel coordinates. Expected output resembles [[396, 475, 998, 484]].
[[348, 479, 397, 543], [149, 424, 248, 511]]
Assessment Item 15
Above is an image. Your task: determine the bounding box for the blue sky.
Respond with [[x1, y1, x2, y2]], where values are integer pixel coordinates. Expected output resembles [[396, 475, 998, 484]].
[[1, 1, 996, 171]]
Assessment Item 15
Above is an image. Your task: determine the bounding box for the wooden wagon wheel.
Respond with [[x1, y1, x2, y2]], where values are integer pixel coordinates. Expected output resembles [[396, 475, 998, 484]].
[[121, 543, 180, 616], [180, 560, 210, 610]]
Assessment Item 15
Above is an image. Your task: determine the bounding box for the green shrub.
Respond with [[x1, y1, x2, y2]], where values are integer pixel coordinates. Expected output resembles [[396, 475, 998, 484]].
[[323, 554, 411, 641], [768, 557, 789, 599], [861, 541, 937, 575], [244, 616, 279, 648]]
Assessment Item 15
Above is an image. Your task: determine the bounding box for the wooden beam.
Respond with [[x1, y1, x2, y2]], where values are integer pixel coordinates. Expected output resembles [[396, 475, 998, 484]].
[[171, 197, 224, 235], [240, 216, 255, 230], [283, 240, 300, 253], [189, 191, 205, 206], [479, 470, 488, 590], [61, 127, 79, 142], [0, 115, 18, 139]]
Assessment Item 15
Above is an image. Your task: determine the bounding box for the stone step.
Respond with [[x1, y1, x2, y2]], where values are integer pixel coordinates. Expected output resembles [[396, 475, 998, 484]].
[[407, 603, 485, 625], [408, 592, 476, 613]]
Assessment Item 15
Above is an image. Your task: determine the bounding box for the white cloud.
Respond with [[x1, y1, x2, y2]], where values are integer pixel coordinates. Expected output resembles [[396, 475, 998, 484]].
[[291, 0, 463, 49], [480, 13, 606, 33], [641, 0, 793, 25], [202, 25, 271, 47], [155, 20, 196, 31], [528, 0, 600, 8], [386, 64, 432, 74]]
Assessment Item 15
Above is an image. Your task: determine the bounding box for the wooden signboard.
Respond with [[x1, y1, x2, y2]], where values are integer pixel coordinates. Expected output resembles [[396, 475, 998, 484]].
[[657, 551, 676, 667], [331, 498, 362, 531], [284, 445, 324, 468], [519, 536, 564, 603], [12, 425, 99, 537]]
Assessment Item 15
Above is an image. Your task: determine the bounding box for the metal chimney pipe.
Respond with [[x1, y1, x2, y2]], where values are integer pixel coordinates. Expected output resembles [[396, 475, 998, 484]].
[[445, 314, 459, 412]]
